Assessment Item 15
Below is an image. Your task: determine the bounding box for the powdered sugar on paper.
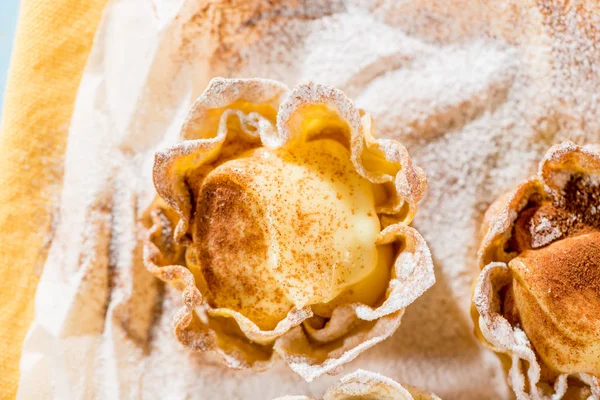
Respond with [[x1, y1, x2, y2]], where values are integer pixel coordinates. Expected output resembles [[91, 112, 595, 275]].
[[17, 0, 600, 399]]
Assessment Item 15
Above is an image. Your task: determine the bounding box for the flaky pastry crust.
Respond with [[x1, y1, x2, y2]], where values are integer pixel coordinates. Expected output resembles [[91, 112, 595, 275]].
[[472, 142, 600, 399], [143, 78, 434, 380], [273, 369, 441, 400]]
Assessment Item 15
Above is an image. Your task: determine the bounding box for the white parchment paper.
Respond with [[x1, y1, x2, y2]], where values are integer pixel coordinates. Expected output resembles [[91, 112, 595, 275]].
[[18, 0, 600, 399]]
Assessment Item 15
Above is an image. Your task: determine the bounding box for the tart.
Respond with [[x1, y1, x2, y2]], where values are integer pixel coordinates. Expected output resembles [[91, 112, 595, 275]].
[[473, 142, 600, 399], [143, 78, 434, 380]]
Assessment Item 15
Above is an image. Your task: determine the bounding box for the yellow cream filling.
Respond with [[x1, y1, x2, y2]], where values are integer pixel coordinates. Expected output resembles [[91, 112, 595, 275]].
[[193, 138, 383, 330]]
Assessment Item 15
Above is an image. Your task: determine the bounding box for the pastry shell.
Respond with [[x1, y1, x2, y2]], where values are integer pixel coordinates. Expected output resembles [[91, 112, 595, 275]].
[[273, 369, 441, 400], [472, 142, 600, 399], [143, 78, 434, 380]]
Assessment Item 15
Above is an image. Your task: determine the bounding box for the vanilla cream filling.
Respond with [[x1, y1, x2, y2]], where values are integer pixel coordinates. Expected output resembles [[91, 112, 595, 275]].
[[193, 139, 383, 329]]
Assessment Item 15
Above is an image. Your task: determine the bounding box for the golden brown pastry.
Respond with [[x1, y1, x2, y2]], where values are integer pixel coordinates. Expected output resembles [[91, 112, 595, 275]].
[[473, 142, 600, 399], [143, 78, 434, 380], [273, 369, 441, 400]]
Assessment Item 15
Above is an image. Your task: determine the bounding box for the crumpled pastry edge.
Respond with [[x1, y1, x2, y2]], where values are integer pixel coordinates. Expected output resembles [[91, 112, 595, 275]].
[[143, 77, 434, 380], [272, 369, 442, 400], [472, 141, 600, 399]]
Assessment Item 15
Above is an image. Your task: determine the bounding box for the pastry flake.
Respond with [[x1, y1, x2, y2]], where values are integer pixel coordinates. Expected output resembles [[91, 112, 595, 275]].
[[473, 142, 600, 399], [273, 369, 442, 400], [143, 78, 434, 380]]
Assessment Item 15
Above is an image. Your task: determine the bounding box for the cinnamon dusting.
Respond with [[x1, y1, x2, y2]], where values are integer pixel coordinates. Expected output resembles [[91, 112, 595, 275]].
[[562, 173, 600, 230], [194, 175, 291, 331], [507, 230, 600, 376], [516, 231, 600, 301]]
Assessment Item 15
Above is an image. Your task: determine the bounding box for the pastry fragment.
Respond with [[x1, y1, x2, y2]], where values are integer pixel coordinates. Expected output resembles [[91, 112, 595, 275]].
[[273, 369, 441, 400], [473, 142, 600, 399], [143, 78, 434, 380]]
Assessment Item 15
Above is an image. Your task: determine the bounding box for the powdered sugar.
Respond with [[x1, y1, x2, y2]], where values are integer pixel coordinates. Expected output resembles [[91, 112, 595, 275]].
[[532, 215, 563, 245]]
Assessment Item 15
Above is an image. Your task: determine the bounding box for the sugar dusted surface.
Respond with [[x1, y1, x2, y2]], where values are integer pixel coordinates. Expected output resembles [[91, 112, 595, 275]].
[[17, 0, 600, 399]]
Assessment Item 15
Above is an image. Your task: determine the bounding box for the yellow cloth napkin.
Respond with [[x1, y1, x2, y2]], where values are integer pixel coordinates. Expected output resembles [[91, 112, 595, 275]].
[[0, 0, 107, 397]]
